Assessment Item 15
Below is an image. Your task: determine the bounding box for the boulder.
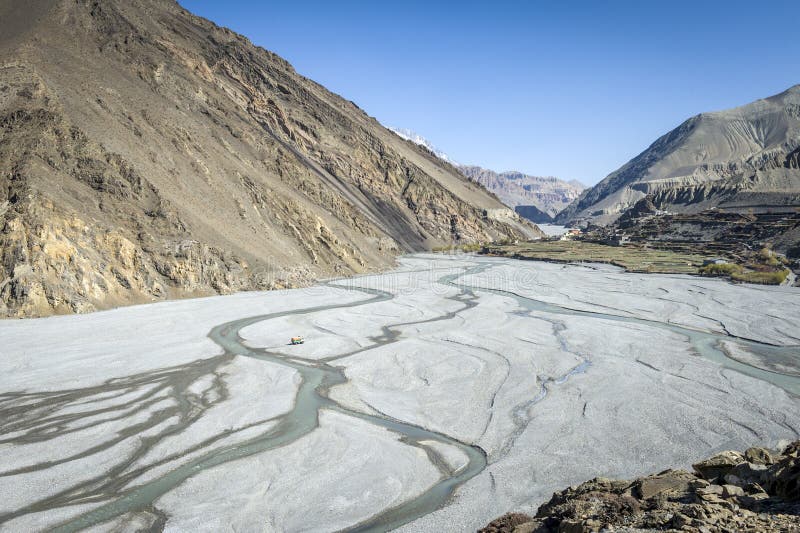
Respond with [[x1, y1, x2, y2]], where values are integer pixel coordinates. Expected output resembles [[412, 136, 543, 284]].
[[783, 441, 800, 458], [766, 455, 800, 500], [696, 484, 724, 494], [745, 447, 775, 465], [514, 521, 545, 533], [478, 513, 536, 533], [557, 519, 594, 533], [692, 450, 746, 481], [633, 470, 694, 500], [722, 484, 745, 498], [728, 461, 767, 485], [744, 482, 767, 495]]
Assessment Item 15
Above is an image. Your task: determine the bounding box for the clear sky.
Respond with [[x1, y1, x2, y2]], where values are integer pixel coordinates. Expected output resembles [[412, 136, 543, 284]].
[[179, 0, 800, 185]]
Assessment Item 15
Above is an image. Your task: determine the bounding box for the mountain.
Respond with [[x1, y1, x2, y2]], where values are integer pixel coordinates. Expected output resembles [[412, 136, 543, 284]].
[[388, 127, 458, 164], [386, 129, 584, 218], [458, 166, 585, 219], [513, 205, 554, 224], [557, 85, 800, 225], [0, 0, 540, 318]]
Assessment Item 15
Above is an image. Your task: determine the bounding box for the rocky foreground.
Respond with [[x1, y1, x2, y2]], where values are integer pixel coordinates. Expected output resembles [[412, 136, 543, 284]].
[[480, 442, 800, 532]]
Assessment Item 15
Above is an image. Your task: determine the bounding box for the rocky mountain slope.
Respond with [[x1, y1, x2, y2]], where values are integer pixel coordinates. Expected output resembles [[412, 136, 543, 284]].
[[557, 85, 800, 226], [0, 0, 540, 318], [481, 441, 800, 532], [459, 166, 585, 220]]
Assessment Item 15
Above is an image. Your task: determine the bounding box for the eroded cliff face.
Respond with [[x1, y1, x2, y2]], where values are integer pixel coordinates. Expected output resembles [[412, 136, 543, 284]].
[[0, 204, 264, 317], [0, 79, 302, 317], [0, 0, 539, 317]]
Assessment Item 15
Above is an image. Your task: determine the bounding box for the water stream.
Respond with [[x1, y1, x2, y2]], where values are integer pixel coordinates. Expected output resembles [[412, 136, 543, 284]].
[[450, 259, 800, 396], [39, 257, 800, 531], [51, 265, 493, 533]]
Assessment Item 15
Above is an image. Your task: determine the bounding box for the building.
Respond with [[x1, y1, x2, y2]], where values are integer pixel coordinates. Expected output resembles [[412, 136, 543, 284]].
[[560, 228, 583, 241]]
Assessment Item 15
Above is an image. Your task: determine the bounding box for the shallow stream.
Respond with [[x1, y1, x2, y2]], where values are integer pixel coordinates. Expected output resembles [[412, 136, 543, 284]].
[[48, 257, 800, 532]]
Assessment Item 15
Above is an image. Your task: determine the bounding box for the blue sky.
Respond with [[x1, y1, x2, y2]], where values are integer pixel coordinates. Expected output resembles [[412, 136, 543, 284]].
[[180, 0, 800, 185]]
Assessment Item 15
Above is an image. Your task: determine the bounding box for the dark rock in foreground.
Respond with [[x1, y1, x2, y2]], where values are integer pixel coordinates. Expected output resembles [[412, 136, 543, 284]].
[[480, 441, 800, 532]]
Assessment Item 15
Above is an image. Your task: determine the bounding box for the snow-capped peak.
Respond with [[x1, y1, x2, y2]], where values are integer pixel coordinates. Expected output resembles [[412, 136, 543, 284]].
[[387, 127, 458, 164]]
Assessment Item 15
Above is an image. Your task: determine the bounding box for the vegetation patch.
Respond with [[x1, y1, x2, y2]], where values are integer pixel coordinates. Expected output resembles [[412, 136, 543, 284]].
[[480, 241, 706, 274], [481, 240, 793, 285], [432, 242, 484, 253], [731, 269, 790, 285], [699, 263, 741, 276], [675, 247, 790, 285]]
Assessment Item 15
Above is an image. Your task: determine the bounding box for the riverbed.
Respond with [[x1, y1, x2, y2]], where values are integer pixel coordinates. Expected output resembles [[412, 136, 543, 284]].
[[1, 254, 799, 531]]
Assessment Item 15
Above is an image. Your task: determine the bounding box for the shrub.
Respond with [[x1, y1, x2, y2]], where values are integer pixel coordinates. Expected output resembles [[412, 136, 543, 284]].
[[700, 263, 741, 276], [731, 269, 790, 285], [756, 246, 781, 266]]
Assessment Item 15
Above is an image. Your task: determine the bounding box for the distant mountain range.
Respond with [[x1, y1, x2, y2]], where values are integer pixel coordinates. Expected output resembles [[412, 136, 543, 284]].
[[388, 128, 585, 222], [458, 167, 585, 222], [556, 85, 800, 225]]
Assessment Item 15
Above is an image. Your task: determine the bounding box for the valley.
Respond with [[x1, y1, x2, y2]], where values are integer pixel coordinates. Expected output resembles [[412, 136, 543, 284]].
[[2, 254, 798, 531], [1, 1, 799, 531], [0, 0, 539, 319]]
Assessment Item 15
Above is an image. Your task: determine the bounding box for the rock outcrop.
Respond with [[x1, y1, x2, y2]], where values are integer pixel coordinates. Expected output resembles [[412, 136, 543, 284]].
[[0, 0, 540, 317], [556, 85, 800, 226], [480, 441, 800, 532]]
